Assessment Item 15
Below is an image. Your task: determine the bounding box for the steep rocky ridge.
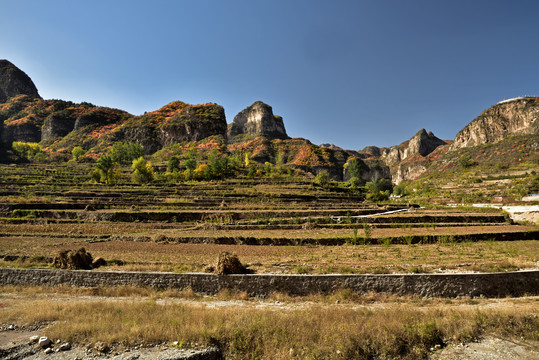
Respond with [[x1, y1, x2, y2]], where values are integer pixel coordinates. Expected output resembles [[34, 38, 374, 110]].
[[381, 129, 447, 164], [228, 101, 288, 140], [1, 93, 227, 157], [0, 60, 40, 103], [451, 97, 539, 150], [105, 101, 227, 155]]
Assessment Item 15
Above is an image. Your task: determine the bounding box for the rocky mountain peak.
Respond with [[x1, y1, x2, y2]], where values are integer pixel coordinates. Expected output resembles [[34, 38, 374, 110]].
[[382, 128, 446, 165], [228, 101, 288, 140], [450, 97, 539, 150], [0, 60, 41, 103]]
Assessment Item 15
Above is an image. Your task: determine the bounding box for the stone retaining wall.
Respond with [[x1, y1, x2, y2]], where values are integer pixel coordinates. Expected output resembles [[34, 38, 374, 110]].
[[1, 268, 538, 298]]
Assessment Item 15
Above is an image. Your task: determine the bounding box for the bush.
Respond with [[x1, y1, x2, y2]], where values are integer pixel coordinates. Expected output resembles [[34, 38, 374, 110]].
[[313, 170, 330, 188], [393, 182, 408, 196], [110, 142, 143, 165], [193, 163, 211, 181], [366, 190, 390, 202], [94, 154, 120, 185], [167, 156, 181, 173], [348, 176, 364, 189], [12, 141, 42, 160], [184, 148, 198, 170], [366, 177, 393, 202], [458, 155, 474, 168], [132, 157, 154, 184], [346, 157, 369, 179], [71, 146, 85, 162]]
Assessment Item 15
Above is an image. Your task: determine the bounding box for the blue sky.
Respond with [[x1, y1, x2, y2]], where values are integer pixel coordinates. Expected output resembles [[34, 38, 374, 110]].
[[1, 0, 538, 149]]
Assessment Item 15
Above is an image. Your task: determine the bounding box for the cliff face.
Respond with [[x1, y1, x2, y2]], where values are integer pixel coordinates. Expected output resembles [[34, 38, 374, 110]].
[[1, 94, 227, 155], [228, 101, 288, 140], [103, 102, 227, 155], [382, 129, 446, 165], [158, 104, 227, 147], [451, 97, 539, 150], [0, 60, 41, 103]]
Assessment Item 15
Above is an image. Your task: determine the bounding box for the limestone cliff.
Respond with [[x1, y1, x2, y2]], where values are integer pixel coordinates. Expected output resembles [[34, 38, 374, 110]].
[[228, 101, 288, 140], [381, 129, 446, 164], [0, 60, 40, 103], [106, 101, 227, 154], [450, 97, 539, 150]]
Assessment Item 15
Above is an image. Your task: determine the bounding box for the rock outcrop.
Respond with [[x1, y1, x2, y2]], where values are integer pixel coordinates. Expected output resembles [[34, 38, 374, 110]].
[[228, 101, 288, 140], [0, 60, 40, 103], [393, 162, 428, 184], [41, 109, 78, 140], [451, 97, 539, 150], [382, 129, 446, 164], [343, 158, 391, 182], [158, 104, 227, 147], [109, 102, 227, 154], [74, 107, 130, 131]]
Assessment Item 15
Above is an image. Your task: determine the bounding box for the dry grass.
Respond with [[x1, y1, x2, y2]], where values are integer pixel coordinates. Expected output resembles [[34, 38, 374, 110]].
[[0, 287, 537, 359], [2, 238, 537, 274]]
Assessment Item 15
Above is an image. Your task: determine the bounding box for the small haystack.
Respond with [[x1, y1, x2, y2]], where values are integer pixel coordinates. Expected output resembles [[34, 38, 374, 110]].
[[53, 248, 98, 270], [214, 251, 251, 275]]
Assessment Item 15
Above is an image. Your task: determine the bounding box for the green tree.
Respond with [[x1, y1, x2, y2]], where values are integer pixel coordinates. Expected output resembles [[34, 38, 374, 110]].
[[366, 176, 393, 202], [458, 155, 474, 168], [348, 176, 363, 190], [94, 154, 119, 185], [132, 157, 154, 184], [110, 142, 143, 165], [393, 181, 408, 197], [184, 148, 197, 170], [12, 141, 42, 160], [346, 157, 369, 179], [208, 150, 232, 179], [167, 156, 181, 173], [313, 170, 330, 188], [71, 146, 85, 162]]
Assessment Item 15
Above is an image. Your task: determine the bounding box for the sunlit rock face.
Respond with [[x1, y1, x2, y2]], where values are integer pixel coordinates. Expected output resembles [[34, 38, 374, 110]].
[[451, 97, 539, 150], [382, 129, 446, 165], [228, 101, 288, 140]]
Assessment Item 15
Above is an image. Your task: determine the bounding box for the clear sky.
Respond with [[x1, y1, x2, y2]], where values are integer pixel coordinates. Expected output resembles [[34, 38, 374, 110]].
[[1, 0, 538, 150]]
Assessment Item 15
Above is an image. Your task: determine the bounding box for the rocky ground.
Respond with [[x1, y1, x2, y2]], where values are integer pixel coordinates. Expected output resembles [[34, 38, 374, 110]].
[[0, 332, 221, 360], [431, 337, 539, 360], [1, 311, 537, 360]]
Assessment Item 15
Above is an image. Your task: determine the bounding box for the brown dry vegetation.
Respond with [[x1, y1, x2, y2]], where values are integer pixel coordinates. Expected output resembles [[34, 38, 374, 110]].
[[1, 237, 537, 274], [0, 286, 537, 359], [1, 163, 538, 358]]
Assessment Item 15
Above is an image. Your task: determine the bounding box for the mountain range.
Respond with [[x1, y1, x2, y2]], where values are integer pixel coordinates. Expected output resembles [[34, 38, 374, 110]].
[[1, 59, 538, 187]]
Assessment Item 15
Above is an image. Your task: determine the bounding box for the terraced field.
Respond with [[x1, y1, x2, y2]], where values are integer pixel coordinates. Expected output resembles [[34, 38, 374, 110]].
[[1, 163, 538, 359], [1, 163, 537, 274]]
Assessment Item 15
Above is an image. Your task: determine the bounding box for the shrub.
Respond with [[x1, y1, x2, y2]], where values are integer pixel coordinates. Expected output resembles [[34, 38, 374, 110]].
[[167, 156, 181, 173], [366, 177, 392, 201], [12, 141, 42, 160], [393, 182, 408, 196], [458, 155, 474, 168], [132, 157, 154, 184], [348, 176, 364, 189], [110, 142, 143, 165], [313, 170, 330, 188], [94, 154, 120, 185], [184, 148, 198, 170], [71, 146, 85, 162], [208, 150, 232, 178], [346, 157, 369, 179]]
